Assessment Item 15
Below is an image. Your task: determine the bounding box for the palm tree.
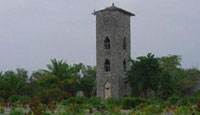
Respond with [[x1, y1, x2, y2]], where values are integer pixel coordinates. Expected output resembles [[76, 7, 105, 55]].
[[47, 59, 69, 80]]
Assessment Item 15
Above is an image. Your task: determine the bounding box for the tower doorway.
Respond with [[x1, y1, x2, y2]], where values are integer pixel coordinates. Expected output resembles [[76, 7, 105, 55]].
[[105, 82, 111, 99]]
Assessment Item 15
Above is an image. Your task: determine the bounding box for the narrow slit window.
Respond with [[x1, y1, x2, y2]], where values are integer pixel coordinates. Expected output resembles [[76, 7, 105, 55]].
[[123, 59, 127, 72], [123, 38, 127, 50]]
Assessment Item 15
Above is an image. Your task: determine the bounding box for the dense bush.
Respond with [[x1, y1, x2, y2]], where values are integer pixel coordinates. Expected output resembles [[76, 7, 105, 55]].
[[0, 107, 4, 114], [58, 111, 76, 115], [3, 96, 200, 114], [41, 112, 51, 115], [186, 96, 198, 104], [8, 95, 21, 103], [173, 106, 197, 115], [10, 109, 23, 115], [106, 98, 122, 106], [0, 97, 4, 103], [63, 96, 88, 105], [58, 103, 89, 115], [194, 91, 200, 97], [67, 104, 89, 114], [177, 98, 190, 106], [0, 60, 96, 103], [140, 105, 162, 114], [60, 100, 68, 106], [0, 90, 10, 100], [29, 96, 48, 115], [122, 97, 143, 110], [104, 98, 122, 112], [39, 88, 68, 104], [166, 95, 181, 106], [147, 97, 164, 105], [88, 97, 101, 107], [18, 96, 30, 105]]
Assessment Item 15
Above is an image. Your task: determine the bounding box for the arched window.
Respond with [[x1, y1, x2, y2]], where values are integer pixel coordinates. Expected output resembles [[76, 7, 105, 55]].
[[123, 59, 127, 72], [104, 37, 110, 50], [123, 38, 127, 50], [104, 59, 110, 72]]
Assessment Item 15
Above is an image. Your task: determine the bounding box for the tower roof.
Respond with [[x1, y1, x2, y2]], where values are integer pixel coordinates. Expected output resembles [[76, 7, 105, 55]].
[[93, 3, 135, 16]]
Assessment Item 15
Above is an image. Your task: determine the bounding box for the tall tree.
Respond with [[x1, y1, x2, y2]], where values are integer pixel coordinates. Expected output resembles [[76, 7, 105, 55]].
[[80, 66, 96, 97], [47, 59, 70, 80], [126, 53, 161, 97]]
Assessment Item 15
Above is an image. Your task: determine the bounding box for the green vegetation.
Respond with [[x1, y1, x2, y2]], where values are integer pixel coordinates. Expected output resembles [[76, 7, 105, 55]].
[[126, 53, 200, 98], [0, 107, 4, 114], [0, 53, 200, 114], [10, 109, 23, 115]]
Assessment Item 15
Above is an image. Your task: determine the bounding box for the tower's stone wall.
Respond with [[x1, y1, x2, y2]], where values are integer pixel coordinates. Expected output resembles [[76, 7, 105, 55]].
[[95, 6, 133, 99]]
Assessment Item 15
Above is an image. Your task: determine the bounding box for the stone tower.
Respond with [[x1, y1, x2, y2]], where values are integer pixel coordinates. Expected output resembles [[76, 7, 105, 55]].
[[93, 4, 135, 99]]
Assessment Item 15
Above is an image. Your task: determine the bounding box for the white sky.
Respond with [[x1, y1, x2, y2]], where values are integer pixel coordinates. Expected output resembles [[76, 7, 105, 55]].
[[0, 0, 200, 73]]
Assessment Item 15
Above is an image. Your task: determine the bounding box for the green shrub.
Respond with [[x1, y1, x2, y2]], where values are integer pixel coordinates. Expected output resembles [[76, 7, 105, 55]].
[[60, 100, 68, 105], [60, 96, 88, 106], [141, 105, 162, 114], [9, 95, 21, 103], [0, 97, 3, 103], [122, 97, 143, 110], [0, 97, 4, 107], [174, 106, 192, 115], [88, 97, 101, 107], [111, 106, 122, 113], [187, 96, 197, 104], [57, 104, 86, 115], [66, 96, 88, 105], [19, 96, 30, 103], [0, 107, 4, 114], [29, 96, 46, 115], [41, 112, 51, 115], [147, 97, 164, 105], [166, 95, 181, 106], [106, 98, 122, 106], [92, 110, 120, 115], [59, 111, 74, 115], [13, 96, 31, 106], [96, 103, 106, 111], [177, 98, 190, 106], [194, 91, 200, 97], [105, 98, 122, 111], [10, 109, 23, 115], [39, 88, 68, 104], [67, 104, 88, 115]]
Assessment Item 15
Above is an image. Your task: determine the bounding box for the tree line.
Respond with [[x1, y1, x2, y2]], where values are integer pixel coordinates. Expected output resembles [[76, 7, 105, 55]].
[[126, 53, 200, 99], [0, 53, 200, 105], [0, 59, 96, 105]]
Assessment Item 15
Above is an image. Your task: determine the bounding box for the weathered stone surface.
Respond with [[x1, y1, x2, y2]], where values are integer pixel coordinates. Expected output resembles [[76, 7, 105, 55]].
[[94, 5, 135, 99]]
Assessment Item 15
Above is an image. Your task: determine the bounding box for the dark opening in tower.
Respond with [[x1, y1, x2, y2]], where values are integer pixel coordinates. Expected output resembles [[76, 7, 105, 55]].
[[104, 37, 110, 50], [123, 59, 127, 72], [123, 37, 127, 50], [104, 59, 111, 72]]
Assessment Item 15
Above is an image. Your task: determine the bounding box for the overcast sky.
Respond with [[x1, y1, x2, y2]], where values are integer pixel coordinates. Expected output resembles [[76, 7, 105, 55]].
[[0, 0, 199, 73]]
